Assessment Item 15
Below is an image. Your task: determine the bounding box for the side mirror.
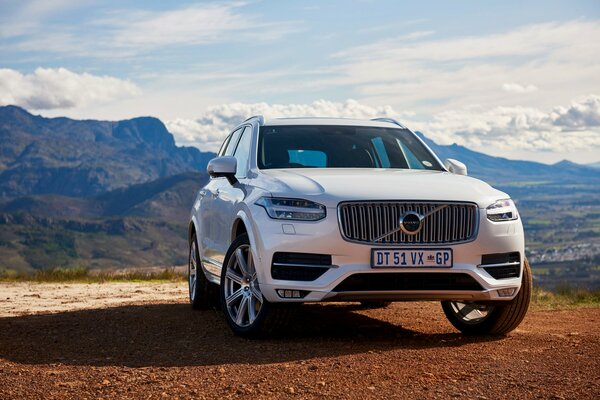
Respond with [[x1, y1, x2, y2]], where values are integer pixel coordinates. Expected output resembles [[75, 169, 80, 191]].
[[207, 156, 238, 184], [444, 158, 468, 176]]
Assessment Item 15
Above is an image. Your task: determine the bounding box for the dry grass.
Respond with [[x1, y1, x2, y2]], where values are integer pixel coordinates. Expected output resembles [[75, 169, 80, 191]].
[[1, 268, 599, 310], [0, 266, 186, 283], [531, 285, 600, 310]]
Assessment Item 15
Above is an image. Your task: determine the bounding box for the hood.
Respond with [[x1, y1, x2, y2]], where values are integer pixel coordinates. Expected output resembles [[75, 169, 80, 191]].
[[256, 168, 508, 208]]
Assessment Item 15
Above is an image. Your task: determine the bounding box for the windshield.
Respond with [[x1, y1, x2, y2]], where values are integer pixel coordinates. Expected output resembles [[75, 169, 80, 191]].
[[258, 125, 443, 171]]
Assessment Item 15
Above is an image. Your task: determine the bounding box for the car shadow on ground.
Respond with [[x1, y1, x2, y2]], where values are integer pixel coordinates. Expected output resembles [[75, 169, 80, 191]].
[[0, 302, 503, 367]]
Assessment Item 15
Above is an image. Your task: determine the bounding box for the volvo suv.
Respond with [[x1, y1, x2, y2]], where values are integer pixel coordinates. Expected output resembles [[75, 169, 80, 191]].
[[188, 116, 531, 337]]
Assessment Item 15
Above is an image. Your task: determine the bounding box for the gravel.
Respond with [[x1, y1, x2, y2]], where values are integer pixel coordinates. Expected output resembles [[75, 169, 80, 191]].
[[0, 282, 598, 399]]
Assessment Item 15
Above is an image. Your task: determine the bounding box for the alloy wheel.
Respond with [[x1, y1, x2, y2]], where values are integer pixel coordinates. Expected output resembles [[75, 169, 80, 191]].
[[447, 301, 494, 324], [223, 244, 263, 327]]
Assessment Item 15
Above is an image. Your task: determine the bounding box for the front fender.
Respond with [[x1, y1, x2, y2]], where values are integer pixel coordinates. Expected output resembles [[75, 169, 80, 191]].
[[234, 206, 269, 285]]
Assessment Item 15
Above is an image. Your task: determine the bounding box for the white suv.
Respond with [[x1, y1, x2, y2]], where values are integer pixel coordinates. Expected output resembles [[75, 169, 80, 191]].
[[188, 116, 531, 337]]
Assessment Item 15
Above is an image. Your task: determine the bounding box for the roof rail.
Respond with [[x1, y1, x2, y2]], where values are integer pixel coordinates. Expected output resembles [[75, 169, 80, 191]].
[[243, 115, 265, 125], [371, 117, 406, 129]]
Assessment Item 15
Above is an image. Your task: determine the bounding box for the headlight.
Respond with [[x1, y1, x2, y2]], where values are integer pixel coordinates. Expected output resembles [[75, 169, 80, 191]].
[[255, 197, 326, 221], [486, 199, 518, 222]]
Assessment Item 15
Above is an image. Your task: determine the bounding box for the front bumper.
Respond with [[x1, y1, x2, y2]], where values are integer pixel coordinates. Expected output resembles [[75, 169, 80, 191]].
[[248, 205, 525, 303]]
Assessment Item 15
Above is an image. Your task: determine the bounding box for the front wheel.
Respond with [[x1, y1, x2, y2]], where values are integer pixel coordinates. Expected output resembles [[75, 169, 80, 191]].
[[220, 234, 290, 338], [441, 258, 532, 336]]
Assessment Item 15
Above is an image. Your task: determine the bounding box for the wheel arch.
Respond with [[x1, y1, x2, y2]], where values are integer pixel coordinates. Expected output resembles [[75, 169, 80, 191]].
[[231, 217, 248, 242], [231, 209, 262, 269], [188, 217, 199, 244]]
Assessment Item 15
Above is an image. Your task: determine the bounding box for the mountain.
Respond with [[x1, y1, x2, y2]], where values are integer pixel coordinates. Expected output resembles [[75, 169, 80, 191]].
[[415, 133, 599, 184], [0, 106, 215, 201], [0, 172, 209, 272], [0, 171, 208, 222]]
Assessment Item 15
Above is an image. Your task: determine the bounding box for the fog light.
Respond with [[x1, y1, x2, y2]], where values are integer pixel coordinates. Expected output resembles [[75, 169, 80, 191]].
[[497, 288, 516, 297], [276, 289, 307, 298]]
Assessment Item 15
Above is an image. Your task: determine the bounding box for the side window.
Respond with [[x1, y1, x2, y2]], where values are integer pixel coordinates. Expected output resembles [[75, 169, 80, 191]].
[[224, 128, 243, 156], [233, 126, 252, 177]]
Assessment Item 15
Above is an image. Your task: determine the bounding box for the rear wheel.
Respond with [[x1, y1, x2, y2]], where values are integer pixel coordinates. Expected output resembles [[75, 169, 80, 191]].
[[442, 258, 532, 336], [188, 233, 219, 309]]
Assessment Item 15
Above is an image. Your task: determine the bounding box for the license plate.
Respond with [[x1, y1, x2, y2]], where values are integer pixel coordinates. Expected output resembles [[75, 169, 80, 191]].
[[371, 248, 453, 268]]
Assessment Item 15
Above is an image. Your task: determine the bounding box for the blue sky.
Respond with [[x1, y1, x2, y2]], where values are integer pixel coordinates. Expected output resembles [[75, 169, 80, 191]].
[[1, 0, 599, 163]]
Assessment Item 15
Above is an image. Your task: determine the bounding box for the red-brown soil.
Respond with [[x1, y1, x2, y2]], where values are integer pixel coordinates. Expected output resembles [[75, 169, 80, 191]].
[[0, 282, 598, 399]]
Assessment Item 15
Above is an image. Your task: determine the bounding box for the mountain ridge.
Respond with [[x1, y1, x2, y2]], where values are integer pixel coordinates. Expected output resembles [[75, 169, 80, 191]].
[[415, 132, 598, 183], [0, 105, 215, 201]]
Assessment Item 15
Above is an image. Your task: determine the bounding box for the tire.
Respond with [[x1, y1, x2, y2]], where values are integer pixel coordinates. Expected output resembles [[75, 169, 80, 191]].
[[441, 258, 532, 336], [220, 234, 290, 338], [188, 233, 219, 309], [359, 301, 392, 309]]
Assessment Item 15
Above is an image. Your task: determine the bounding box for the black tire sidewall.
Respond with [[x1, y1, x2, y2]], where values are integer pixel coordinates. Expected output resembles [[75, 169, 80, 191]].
[[442, 259, 532, 336], [189, 233, 202, 307]]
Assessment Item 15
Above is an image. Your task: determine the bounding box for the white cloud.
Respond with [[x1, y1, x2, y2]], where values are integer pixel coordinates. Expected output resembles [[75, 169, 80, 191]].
[[110, 4, 250, 48], [4, 3, 302, 56], [168, 97, 600, 156], [320, 20, 600, 114], [550, 95, 600, 129], [0, 0, 86, 39], [419, 94, 600, 152], [0, 67, 141, 110], [166, 99, 414, 152], [502, 83, 538, 93]]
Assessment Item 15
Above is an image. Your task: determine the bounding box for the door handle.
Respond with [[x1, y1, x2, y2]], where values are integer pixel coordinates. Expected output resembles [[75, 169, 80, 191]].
[[213, 189, 220, 198], [199, 190, 207, 197]]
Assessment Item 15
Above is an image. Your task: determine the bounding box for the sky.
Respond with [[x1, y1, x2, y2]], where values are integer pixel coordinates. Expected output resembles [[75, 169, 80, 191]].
[[1, 0, 599, 164]]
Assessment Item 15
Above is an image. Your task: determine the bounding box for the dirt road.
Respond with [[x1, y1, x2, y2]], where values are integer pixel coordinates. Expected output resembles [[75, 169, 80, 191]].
[[0, 282, 598, 399]]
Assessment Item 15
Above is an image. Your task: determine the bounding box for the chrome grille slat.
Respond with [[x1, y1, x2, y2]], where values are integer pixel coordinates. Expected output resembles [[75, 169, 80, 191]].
[[338, 201, 478, 245]]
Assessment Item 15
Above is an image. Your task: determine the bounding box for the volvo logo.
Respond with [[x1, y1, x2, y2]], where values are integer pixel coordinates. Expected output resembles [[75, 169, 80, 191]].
[[399, 211, 424, 235]]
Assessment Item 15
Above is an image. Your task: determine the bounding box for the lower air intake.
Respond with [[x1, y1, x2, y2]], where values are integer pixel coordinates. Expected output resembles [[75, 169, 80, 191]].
[[333, 273, 483, 292]]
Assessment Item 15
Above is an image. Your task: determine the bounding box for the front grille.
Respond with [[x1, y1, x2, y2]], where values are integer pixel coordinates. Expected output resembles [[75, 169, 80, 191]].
[[333, 273, 483, 292], [271, 252, 331, 281], [338, 201, 478, 244]]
